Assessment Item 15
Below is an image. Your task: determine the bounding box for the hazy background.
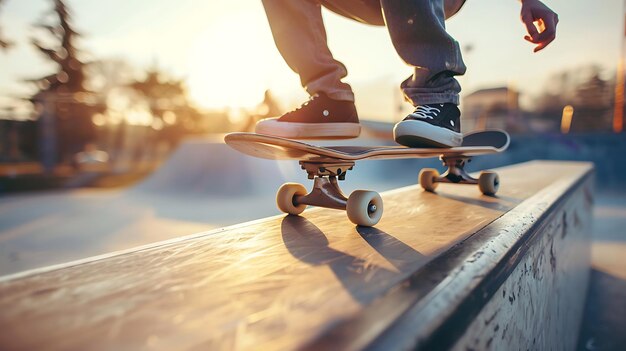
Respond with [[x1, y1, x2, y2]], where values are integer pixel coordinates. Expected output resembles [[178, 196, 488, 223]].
[[0, 0, 623, 121]]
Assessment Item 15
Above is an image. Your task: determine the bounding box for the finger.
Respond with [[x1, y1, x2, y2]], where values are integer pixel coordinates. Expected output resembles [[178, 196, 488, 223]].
[[533, 32, 556, 53], [535, 33, 556, 52], [533, 29, 556, 51], [534, 42, 549, 52], [521, 11, 539, 40]]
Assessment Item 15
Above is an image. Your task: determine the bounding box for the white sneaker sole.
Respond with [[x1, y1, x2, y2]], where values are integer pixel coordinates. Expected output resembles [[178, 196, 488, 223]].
[[393, 120, 463, 147], [255, 118, 361, 139]]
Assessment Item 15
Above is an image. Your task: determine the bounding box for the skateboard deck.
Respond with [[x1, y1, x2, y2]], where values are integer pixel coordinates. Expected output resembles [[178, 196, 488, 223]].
[[224, 130, 510, 227], [224, 130, 509, 162]]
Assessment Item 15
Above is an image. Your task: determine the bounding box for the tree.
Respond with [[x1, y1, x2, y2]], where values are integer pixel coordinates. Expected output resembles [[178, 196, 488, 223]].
[[129, 67, 207, 144], [28, 0, 103, 165]]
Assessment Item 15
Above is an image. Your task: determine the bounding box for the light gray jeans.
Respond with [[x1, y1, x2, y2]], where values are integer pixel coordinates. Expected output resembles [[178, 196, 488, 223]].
[[262, 0, 467, 105]]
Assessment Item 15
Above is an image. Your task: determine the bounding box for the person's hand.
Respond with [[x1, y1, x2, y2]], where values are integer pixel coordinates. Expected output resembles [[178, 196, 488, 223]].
[[520, 0, 559, 52]]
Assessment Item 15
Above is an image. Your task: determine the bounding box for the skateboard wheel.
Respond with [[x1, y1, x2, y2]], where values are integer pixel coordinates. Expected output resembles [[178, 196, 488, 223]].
[[419, 168, 440, 192], [479, 171, 499, 196], [276, 183, 308, 215], [346, 190, 383, 227]]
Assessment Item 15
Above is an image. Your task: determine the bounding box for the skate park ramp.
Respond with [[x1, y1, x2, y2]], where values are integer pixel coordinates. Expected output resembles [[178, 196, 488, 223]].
[[132, 136, 286, 198]]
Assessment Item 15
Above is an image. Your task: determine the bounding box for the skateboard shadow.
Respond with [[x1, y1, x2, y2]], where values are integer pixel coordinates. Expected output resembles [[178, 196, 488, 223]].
[[356, 226, 427, 272], [281, 216, 425, 305], [433, 192, 522, 212]]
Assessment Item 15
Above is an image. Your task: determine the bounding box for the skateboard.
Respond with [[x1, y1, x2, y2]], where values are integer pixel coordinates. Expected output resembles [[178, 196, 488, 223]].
[[224, 130, 510, 227]]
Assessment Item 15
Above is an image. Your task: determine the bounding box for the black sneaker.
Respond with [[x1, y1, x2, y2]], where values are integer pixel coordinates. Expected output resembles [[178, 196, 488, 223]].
[[393, 103, 463, 147], [255, 93, 360, 139]]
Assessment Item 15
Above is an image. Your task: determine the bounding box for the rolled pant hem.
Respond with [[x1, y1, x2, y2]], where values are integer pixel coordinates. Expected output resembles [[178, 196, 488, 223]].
[[406, 92, 460, 106], [310, 88, 355, 102]]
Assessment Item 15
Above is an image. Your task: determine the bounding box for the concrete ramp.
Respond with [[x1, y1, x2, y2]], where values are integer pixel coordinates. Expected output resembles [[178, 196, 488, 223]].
[[0, 161, 594, 350], [133, 136, 286, 197]]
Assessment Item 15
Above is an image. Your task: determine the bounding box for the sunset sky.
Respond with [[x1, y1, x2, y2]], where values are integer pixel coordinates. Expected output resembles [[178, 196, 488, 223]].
[[0, 0, 623, 121]]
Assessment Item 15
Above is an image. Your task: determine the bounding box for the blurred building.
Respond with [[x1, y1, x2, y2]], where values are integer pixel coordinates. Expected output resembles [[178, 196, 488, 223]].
[[462, 87, 521, 133]]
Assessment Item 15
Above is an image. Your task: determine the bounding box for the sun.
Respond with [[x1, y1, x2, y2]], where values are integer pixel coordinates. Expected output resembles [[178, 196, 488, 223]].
[[186, 12, 285, 111]]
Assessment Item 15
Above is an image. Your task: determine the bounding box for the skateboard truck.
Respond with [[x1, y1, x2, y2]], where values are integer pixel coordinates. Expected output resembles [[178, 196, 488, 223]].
[[299, 161, 354, 181], [295, 161, 354, 210], [438, 156, 478, 184], [419, 156, 500, 196], [276, 161, 384, 226]]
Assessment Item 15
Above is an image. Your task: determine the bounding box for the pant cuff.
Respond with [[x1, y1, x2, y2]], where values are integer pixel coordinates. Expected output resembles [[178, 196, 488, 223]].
[[306, 74, 355, 102], [324, 89, 355, 102], [405, 92, 460, 106]]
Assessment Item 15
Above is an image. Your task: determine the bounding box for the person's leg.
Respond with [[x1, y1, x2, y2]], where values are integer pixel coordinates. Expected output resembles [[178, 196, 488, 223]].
[[321, 0, 384, 26], [381, 0, 466, 106], [257, 0, 383, 139], [384, 0, 468, 147], [261, 0, 354, 101]]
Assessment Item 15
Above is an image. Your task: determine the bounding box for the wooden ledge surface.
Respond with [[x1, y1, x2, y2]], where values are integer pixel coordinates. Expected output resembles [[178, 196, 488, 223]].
[[0, 161, 593, 351]]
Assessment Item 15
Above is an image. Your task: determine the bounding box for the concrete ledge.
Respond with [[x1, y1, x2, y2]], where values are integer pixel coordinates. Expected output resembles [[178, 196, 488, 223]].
[[0, 161, 593, 350], [316, 162, 594, 350]]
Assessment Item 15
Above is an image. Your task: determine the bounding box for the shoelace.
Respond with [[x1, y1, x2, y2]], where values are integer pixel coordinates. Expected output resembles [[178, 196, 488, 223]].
[[409, 105, 441, 119], [293, 93, 319, 111]]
